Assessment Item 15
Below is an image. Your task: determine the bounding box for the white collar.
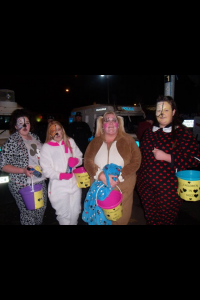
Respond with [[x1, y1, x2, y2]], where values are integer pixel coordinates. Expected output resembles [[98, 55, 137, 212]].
[[153, 126, 179, 133]]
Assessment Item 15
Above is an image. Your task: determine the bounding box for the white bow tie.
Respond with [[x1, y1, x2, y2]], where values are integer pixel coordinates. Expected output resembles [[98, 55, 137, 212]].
[[152, 126, 172, 133], [153, 126, 179, 133]]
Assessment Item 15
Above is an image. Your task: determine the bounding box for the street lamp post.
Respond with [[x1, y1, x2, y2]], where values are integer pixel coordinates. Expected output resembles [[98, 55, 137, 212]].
[[101, 75, 110, 104], [164, 75, 176, 99]]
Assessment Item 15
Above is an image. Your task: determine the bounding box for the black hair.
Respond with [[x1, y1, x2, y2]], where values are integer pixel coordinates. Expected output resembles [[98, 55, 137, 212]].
[[10, 109, 34, 134], [156, 96, 185, 148]]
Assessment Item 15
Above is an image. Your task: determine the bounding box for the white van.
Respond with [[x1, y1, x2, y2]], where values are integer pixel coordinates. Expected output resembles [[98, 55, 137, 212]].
[[0, 90, 23, 185], [69, 103, 146, 144]]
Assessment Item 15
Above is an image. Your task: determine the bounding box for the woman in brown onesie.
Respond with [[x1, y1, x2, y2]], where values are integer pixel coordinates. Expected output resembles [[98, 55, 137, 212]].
[[84, 111, 141, 225]]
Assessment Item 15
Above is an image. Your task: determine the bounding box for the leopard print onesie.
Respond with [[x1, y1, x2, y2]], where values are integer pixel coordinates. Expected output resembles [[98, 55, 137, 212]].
[[0, 132, 47, 225]]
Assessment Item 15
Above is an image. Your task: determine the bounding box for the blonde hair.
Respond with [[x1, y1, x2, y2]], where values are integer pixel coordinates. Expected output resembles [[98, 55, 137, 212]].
[[95, 111, 125, 137], [45, 121, 71, 150]]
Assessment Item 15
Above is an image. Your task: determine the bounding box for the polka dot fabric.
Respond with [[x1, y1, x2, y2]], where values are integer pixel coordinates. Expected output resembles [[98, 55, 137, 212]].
[[137, 126, 200, 225]]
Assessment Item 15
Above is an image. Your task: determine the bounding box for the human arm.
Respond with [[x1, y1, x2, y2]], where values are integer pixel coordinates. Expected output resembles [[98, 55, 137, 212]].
[[171, 129, 200, 169], [152, 129, 200, 168], [0, 138, 33, 177], [152, 148, 172, 163], [2, 165, 34, 177], [69, 138, 83, 167], [99, 172, 118, 188], [59, 173, 73, 180]]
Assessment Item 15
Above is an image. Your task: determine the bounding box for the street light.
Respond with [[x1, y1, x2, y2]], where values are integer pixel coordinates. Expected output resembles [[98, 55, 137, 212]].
[[101, 75, 110, 104]]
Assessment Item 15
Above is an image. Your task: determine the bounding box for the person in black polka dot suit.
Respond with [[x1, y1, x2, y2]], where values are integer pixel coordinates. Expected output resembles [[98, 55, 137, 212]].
[[137, 96, 200, 225]]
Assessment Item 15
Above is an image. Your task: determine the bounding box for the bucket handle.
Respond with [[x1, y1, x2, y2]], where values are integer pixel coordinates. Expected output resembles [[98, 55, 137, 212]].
[[30, 176, 34, 192], [96, 184, 122, 207]]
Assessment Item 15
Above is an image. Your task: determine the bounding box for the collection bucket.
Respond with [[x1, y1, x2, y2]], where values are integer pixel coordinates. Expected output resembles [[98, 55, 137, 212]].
[[73, 167, 91, 189], [19, 179, 44, 210], [176, 170, 200, 202], [97, 187, 123, 221]]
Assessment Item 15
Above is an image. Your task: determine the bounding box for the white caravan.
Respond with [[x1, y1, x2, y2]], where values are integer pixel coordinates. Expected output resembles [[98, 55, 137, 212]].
[[0, 90, 22, 151], [69, 103, 146, 144], [0, 90, 23, 150], [0, 90, 23, 184]]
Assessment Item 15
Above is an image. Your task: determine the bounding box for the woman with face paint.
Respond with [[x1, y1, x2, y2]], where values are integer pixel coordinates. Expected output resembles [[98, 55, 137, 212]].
[[137, 96, 200, 225], [0, 109, 47, 225], [40, 121, 83, 225], [83, 111, 142, 225]]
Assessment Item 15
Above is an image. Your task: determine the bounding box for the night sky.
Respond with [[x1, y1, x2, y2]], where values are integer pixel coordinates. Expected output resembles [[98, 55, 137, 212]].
[[0, 75, 200, 116]]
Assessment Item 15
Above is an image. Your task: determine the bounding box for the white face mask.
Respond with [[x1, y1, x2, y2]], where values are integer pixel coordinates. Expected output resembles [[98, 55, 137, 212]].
[[16, 117, 26, 130]]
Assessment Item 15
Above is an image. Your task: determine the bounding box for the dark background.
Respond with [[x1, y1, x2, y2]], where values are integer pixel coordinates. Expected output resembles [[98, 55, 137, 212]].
[[0, 75, 200, 116]]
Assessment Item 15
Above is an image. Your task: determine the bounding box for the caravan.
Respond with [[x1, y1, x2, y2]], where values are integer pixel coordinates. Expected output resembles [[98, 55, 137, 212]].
[[0, 90, 23, 186], [0, 90, 23, 150], [69, 103, 146, 145]]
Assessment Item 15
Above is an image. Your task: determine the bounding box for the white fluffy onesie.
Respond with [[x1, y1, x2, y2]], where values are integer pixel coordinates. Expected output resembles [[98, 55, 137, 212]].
[[40, 139, 83, 225]]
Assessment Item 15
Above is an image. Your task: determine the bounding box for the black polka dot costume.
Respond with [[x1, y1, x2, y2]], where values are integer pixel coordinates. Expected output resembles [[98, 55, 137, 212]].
[[137, 124, 200, 225]]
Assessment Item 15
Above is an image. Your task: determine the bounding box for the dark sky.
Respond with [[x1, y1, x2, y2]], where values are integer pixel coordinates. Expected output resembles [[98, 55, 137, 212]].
[[0, 75, 199, 115]]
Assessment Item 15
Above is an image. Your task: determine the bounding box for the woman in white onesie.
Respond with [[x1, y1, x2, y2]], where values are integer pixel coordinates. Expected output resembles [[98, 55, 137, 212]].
[[40, 121, 83, 225]]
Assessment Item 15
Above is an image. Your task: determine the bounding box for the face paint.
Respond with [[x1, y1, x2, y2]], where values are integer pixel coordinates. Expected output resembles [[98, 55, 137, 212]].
[[156, 102, 165, 117], [16, 117, 26, 131], [156, 101, 175, 127], [50, 125, 58, 138]]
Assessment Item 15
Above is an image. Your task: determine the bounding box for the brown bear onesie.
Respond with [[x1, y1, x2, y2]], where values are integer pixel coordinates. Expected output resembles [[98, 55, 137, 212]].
[[84, 131, 142, 225]]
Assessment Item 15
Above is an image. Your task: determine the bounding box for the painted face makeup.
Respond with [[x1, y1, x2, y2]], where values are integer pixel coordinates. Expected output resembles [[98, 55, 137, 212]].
[[16, 117, 27, 131], [103, 115, 119, 136], [103, 122, 118, 130], [156, 102, 165, 117], [156, 101, 175, 127], [50, 125, 58, 138]]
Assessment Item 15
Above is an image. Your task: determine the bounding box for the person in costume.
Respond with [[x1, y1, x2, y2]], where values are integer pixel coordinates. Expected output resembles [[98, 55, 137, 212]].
[[83, 111, 142, 225], [66, 112, 92, 155], [40, 121, 83, 225], [137, 96, 200, 225], [0, 109, 47, 225]]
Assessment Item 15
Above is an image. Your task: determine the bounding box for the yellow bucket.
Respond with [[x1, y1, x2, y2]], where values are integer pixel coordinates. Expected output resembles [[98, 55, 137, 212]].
[[176, 171, 200, 202], [97, 187, 123, 221], [73, 167, 91, 189]]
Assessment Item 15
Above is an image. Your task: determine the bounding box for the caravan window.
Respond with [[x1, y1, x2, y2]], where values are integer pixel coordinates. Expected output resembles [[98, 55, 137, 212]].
[[0, 116, 11, 131], [123, 116, 145, 134]]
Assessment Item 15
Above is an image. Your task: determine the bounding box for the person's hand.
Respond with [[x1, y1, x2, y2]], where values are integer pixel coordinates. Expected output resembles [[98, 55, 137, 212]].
[[152, 148, 171, 162], [59, 173, 73, 181], [23, 167, 34, 178], [68, 157, 79, 168], [99, 172, 118, 188]]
